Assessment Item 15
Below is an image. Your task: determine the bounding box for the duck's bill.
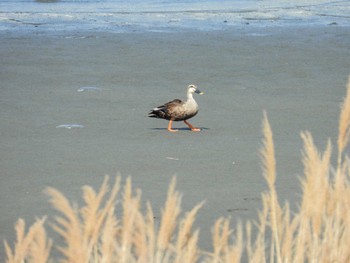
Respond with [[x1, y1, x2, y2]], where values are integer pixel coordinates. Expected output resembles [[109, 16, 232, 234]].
[[195, 89, 204, 95]]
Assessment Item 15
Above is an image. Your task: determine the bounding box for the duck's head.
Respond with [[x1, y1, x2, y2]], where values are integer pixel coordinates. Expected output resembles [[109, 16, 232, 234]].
[[188, 84, 204, 95]]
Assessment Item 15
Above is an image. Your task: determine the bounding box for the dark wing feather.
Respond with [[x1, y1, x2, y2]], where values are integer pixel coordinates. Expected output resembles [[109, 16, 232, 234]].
[[148, 99, 183, 120]]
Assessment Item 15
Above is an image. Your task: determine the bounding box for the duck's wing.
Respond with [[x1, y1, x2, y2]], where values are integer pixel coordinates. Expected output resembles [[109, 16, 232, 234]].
[[161, 99, 182, 107], [148, 99, 184, 120]]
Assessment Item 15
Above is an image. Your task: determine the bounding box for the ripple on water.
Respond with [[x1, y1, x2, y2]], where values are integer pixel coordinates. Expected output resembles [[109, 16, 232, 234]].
[[56, 124, 84, 129], [77, 86, 102, 92]]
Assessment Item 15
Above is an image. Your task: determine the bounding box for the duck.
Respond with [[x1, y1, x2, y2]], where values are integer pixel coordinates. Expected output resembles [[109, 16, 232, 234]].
[[148, 84, 204, 132]]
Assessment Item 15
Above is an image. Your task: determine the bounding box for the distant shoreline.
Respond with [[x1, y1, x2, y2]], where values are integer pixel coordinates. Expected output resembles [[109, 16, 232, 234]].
[[1, 0, 349, 34], [1, 23, 349, 38]]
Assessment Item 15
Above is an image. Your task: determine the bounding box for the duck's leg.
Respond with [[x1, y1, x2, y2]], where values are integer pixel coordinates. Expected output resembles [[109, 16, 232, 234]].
[[184, 120, 201, 132], [167, 120, 178, 132]]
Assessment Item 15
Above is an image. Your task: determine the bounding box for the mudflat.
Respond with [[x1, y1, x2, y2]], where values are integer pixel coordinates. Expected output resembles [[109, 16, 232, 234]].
[[0, 26, 349, 253]]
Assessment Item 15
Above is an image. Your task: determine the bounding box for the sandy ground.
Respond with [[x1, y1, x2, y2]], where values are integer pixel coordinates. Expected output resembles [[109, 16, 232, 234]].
[[0, 26, 350, 256]]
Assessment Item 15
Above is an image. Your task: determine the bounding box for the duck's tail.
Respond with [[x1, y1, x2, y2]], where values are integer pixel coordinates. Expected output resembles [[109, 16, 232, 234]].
[[148, 107, 166, 119]]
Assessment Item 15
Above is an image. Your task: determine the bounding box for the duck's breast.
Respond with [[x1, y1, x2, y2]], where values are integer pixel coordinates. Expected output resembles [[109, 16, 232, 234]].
[[172, 100, 198, 121]]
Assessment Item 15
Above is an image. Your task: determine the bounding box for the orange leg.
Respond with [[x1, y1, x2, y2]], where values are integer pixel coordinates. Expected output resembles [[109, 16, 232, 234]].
[[167, 120, 179, 132], [184, 120, 201, 132]]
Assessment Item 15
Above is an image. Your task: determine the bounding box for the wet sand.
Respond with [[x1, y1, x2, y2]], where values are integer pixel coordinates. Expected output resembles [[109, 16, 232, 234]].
[[1, 26, 350, 255]]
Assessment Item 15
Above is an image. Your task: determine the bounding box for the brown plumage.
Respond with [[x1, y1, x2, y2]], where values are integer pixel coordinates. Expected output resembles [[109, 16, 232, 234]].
[[148, 84, 204, 132]]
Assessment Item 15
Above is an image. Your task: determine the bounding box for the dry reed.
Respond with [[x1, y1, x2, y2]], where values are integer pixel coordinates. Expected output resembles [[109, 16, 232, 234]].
[[4, 76, 350, 262]]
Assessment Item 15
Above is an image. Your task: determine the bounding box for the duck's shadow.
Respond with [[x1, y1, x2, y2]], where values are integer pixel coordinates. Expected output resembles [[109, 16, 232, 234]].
[[150, 127, 210, 131]]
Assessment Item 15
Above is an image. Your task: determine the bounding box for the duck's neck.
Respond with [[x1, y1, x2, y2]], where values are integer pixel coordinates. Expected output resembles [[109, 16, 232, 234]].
[[186, 91, 194, 102]]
